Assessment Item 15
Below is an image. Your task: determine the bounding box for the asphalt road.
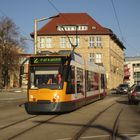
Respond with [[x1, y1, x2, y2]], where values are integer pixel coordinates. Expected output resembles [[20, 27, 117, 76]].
[[0, 88, 26, 108], [0, 92, 140, 140]]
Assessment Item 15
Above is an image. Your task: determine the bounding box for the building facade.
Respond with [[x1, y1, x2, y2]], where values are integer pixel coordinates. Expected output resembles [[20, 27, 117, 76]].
[[31, 13, 125, 89], [125, 56, 140, 86], [19, 54, 31, 88]]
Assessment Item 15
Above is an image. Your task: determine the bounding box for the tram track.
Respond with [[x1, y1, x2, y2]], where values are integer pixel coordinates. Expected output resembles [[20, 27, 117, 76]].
[[0, 115, 38, 130], [0, 114, 60, 140], [109, 106, 129, 140], [71, 102, 129, 140], [0, 101, 119, 140], [71, 103, 116, 140], [0, 96, 135, 140]]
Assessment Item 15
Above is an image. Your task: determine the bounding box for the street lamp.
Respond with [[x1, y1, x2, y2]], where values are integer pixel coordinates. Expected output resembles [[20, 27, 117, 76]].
[[34, 15, 59, 54]]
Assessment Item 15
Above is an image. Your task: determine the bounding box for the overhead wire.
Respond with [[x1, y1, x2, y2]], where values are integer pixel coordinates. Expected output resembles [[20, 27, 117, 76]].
[[47, 0, 71, 23], [110, 0, 124, 41], [110, 0, 139, 56], [47, 0, 79, 50]]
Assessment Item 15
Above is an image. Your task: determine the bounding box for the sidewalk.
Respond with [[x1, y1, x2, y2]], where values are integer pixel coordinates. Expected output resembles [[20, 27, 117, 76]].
[[131, 135, 140, 140], [0, 88, 27, 100]]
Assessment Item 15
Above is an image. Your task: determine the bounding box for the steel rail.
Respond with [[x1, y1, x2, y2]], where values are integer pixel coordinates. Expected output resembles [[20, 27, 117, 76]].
[[71, 103, 116, 140], [0, 115, 38, 130], [1, 115, 59, 140], [109, 105, 130, 140]]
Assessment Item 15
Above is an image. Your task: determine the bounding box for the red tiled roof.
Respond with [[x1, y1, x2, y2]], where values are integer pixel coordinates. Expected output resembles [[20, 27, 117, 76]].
[[35, 13, 112, 35], [31, 13, 125, 49]]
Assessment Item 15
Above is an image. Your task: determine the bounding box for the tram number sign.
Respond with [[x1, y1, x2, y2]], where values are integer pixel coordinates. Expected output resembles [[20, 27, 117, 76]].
[[30, 57, 62, 64]]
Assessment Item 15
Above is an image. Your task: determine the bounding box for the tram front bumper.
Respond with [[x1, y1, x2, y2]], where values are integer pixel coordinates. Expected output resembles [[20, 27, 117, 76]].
[[24, 101, 76, 114]]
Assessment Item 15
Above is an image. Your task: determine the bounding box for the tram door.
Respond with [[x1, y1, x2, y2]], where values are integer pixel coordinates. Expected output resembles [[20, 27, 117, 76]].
[[75, 67, 85, 98]]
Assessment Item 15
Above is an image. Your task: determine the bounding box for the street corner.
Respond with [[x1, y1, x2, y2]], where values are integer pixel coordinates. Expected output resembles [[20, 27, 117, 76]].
[[0, 88, 27, 100]]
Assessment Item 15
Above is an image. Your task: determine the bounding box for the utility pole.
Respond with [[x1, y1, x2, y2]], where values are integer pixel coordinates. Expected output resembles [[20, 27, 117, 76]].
[[34, 15, 59, 54]]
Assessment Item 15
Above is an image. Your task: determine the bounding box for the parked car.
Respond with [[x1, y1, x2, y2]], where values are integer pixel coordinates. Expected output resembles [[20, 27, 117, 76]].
[[128, 84, 140, 105], [116, 83, 129, 94]]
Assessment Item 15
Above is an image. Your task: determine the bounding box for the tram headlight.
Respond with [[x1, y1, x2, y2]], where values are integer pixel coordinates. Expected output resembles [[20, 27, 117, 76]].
[[30, 95, 34, 99], [30, 95, 36, 101], [53, 93, 60, 102]]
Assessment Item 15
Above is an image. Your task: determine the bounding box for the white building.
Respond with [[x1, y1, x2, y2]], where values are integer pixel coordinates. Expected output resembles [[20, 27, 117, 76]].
[[125, 56, 140, 86]]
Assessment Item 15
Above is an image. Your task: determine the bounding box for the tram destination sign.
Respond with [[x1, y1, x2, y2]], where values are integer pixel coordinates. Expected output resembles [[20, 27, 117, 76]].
[[30, 57, 64, 64]]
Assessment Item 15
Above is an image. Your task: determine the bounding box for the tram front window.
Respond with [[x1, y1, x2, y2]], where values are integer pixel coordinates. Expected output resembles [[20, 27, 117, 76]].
[[30, 66, 64, 89]]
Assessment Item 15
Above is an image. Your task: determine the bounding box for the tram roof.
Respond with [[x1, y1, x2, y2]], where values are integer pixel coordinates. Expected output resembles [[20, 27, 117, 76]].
[[86, 61, 105, 73]]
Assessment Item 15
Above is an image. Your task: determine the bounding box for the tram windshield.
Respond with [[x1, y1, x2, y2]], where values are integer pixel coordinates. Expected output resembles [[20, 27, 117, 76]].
[[29, 65, 65, 90]]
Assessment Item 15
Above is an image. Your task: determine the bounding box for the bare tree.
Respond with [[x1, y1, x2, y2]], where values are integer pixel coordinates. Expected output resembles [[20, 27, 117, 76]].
[[0, 17, 25, 88]]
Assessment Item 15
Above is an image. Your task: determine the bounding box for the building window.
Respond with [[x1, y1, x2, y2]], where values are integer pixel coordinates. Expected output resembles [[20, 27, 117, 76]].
[[89, 53, 94, 62], [133, 64, 136, 67], [95, 53, 102, 63], [40, 37, 45, 48], [71, 26, 76, 31], [89, 36, 94, 48], [46, 37, 52, 48], [57, 25, 88, 31], [96, 36, 102, 47], [68, 37, 73, 48], [134, 72, 140, 84], [89, 36, 102, 48], [74, 37, 80, 48], [60, 37, 66, 48]]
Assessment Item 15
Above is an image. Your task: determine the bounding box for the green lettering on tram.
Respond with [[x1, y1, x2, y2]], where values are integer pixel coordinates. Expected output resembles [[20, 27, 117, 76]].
[[33, 58, 39, 64], [32, 57, 62, 64]]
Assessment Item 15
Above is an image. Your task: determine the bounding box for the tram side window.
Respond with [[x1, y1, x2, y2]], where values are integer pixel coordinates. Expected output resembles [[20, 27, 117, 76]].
[[30, 67, 36, 88], [77, 68, 84, 93], [66, 66, 75, 94], [30, 72, 35, 88], [93, 73, 99, 90], [101, 74, 105, 89], [86, 71, 94, 91], [101, 74, 106, 89]]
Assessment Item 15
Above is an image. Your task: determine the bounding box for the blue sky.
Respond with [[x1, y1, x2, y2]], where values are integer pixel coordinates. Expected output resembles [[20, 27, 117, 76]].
[[0, 0, 140, 57]]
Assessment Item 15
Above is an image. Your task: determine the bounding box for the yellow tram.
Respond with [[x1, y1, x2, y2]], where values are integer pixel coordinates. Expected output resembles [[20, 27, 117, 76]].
[[25, 51, 107, 114]]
